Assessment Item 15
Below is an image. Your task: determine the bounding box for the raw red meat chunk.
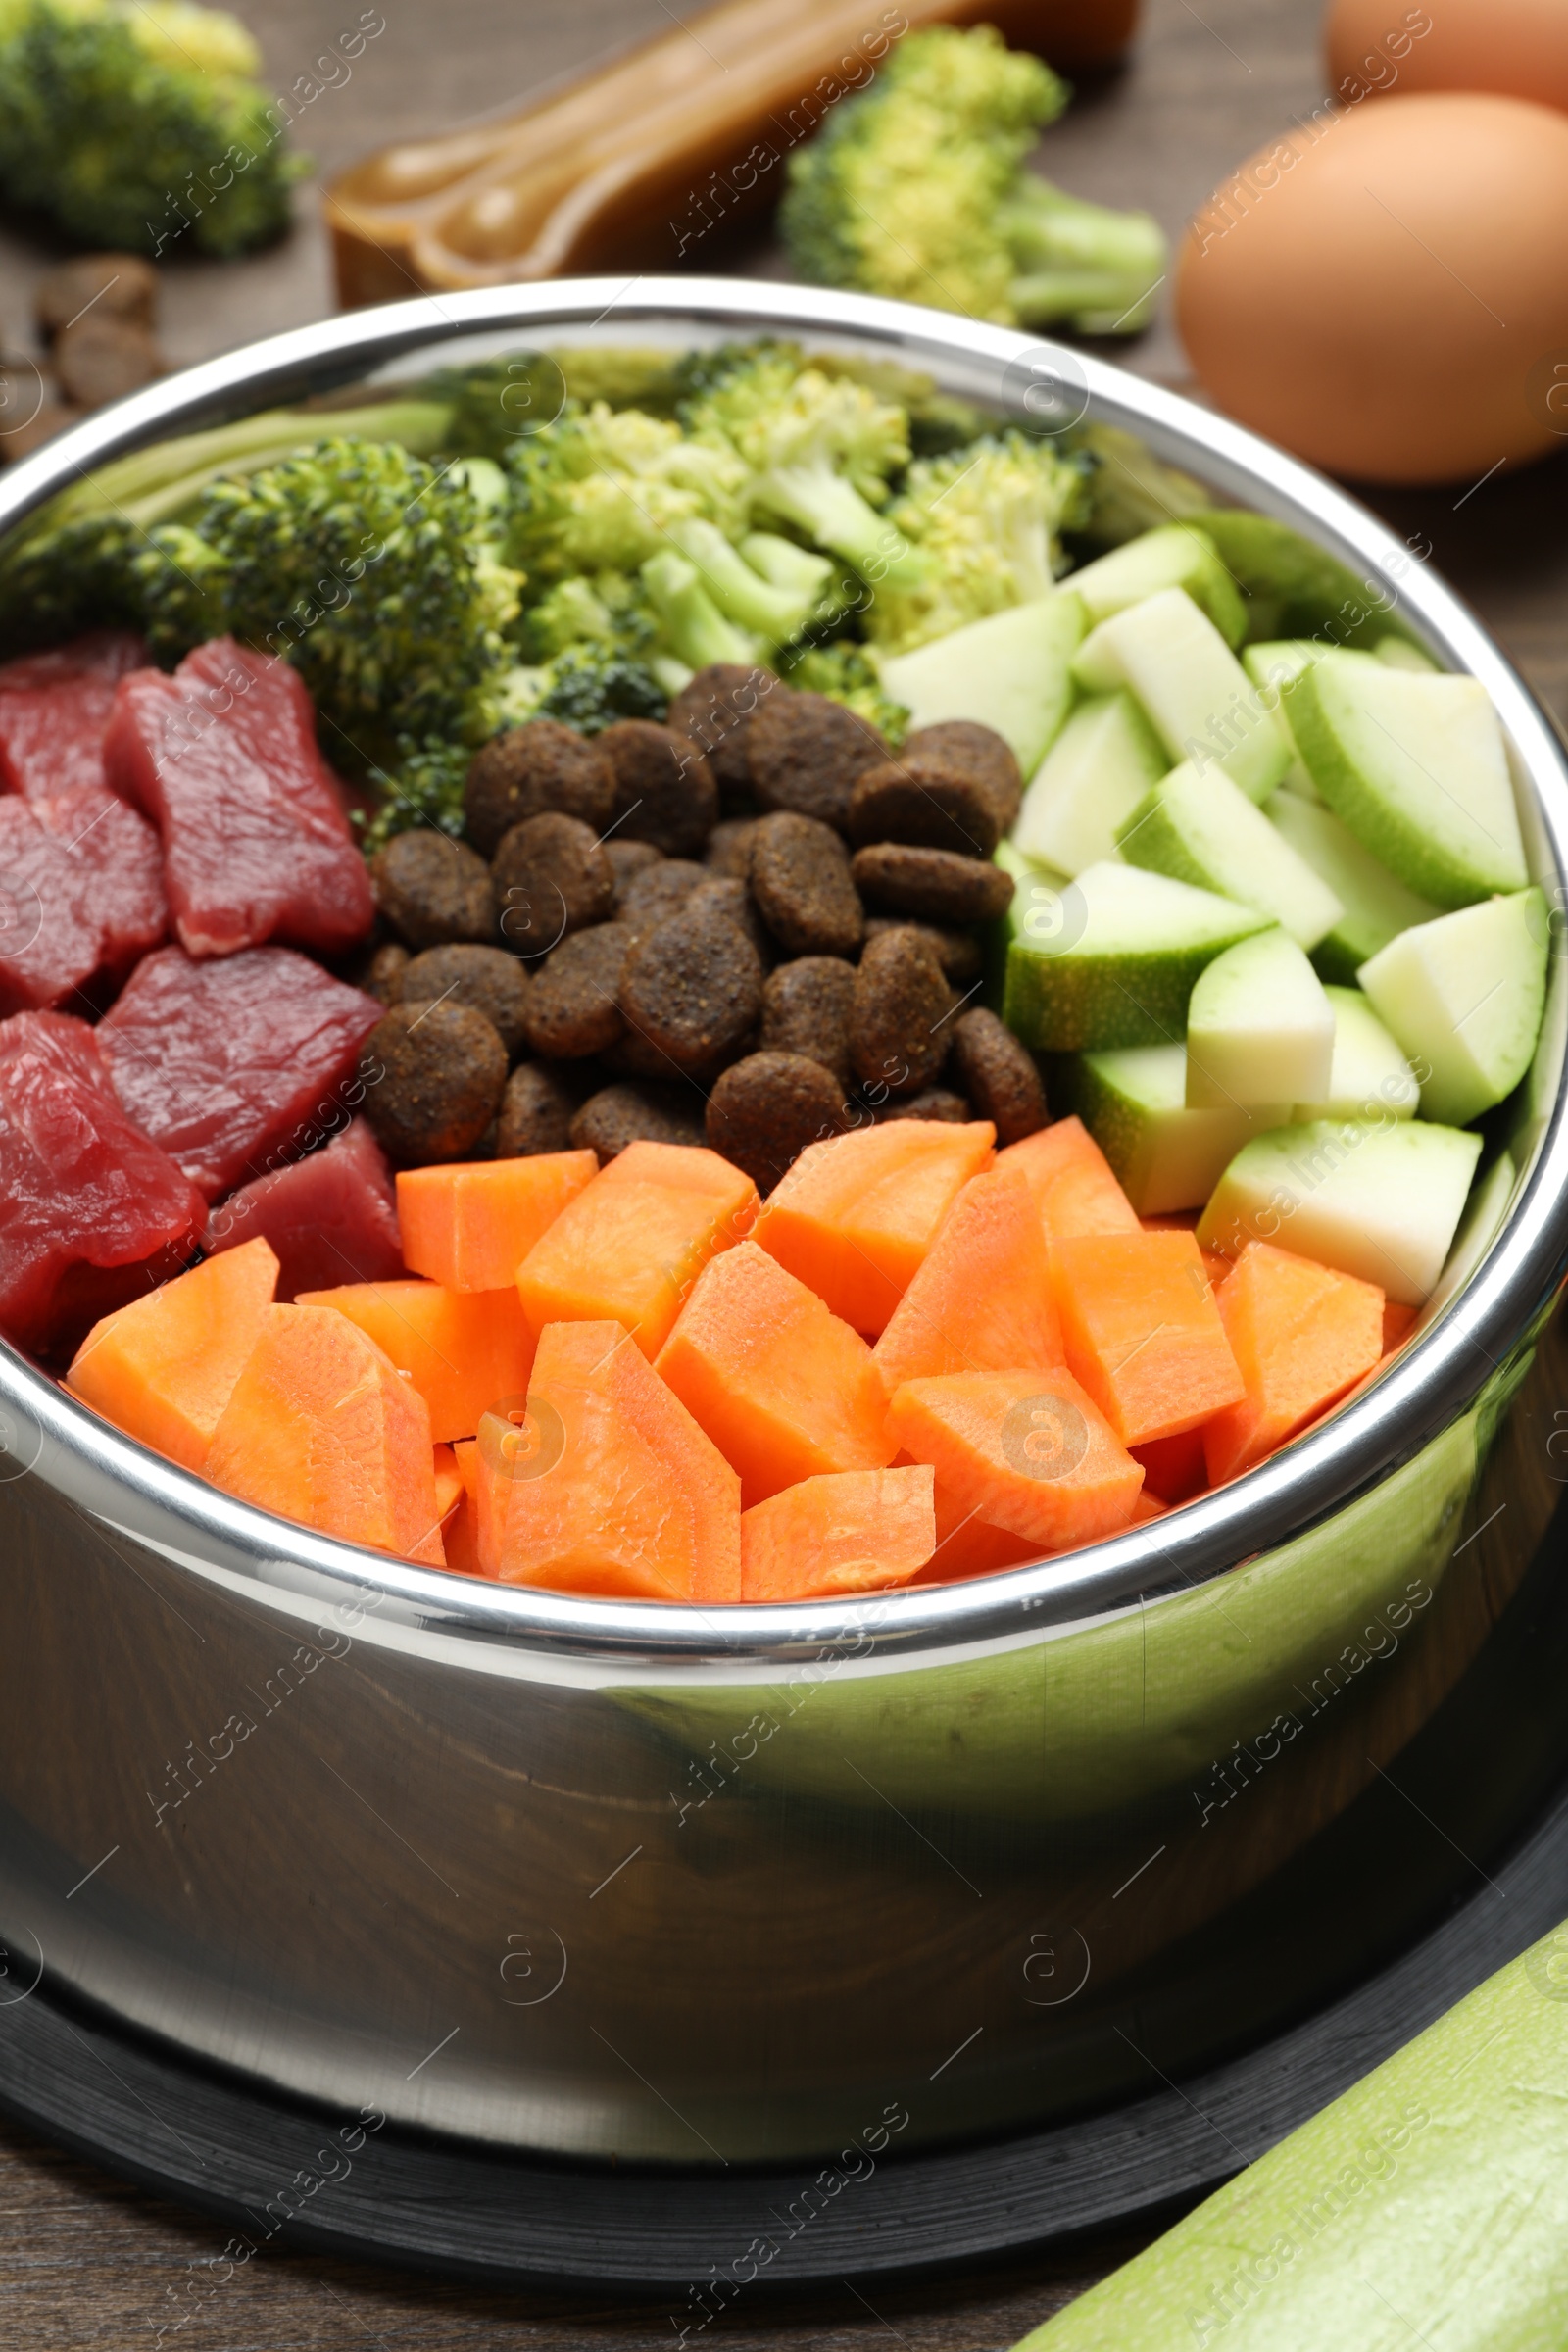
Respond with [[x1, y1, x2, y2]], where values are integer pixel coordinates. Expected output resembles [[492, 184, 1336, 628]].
[[205, 1117, 405, 1300], [97, 945, 383, 1200], [0, 630, 147, 801], [0, 786, 165, 1016], [0, 1009, 203, 1356], [103, 637, 374, 958]]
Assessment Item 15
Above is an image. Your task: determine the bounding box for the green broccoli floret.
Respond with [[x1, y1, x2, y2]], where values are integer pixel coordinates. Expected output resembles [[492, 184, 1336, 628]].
[[640, 550, 762, 672], [0, 398, 454, 649], [780, 24, 1165, 336], [780, 641, 909, 744], [530, 647, 667, 733], [863, 429, 1093, 655], [679, 345, 923, 592], [134, 434, 522, 760], [0, 0, 303, 256], [504, 400, 749, 583]]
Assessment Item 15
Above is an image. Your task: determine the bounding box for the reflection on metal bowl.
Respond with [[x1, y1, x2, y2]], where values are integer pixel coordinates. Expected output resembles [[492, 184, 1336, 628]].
[[0, 279, 1565, 2172]]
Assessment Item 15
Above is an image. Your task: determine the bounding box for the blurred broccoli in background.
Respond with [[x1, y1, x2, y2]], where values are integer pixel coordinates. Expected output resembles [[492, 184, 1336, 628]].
[[780, 24, 1164, 336], [780, 641, 909, 743], [0, 0, 302, 256], [865, 428, 1093, 654], [504, 401, 749, 581]]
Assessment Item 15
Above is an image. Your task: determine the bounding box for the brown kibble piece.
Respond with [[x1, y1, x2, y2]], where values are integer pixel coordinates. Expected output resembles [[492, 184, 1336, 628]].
[[747, 690, 888, 833], [365, 942, 409, 1004], [497, 1061, 582, 1156], [359, 1003, 508, 1167], [684, 874, 775, 970], [606, 839, 662, 902], [401, 945, 531, 1058], [904, 721, 1023, 836], [707, 1054, 846, 1195], [35, 254, 158, 341], [750, 811, 863, 958], [572, 1082, 706, 1161], [880, 1088, 972, 1125], [847, 755, 1002, 858], [850, 926, 954, 1096], [492, 810, 614, 947], [524, 923, 632, 1058], [852, 843, 1015, 925], [705, 817, 759, 879], [862, 915, 982, 985], [760, 956, 856, 1086], [618, 857, 707, 939], [598, 718, 717, 857], [0, 390, 85, 463], [619, 906, 763, 1078], [370, 829, 495, 951], [665, 662, 776, 800], [463, 720, 616, 858], [53, 318, 162, 409], [950, 1007, 1047, 1147]]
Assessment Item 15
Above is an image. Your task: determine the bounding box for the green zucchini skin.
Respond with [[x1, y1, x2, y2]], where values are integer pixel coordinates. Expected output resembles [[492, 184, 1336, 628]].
[[1014, 1921, 1568, 2349]]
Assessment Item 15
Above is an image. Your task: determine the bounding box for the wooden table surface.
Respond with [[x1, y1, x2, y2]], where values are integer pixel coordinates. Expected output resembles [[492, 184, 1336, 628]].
[[1, 0, 1565, 2339]]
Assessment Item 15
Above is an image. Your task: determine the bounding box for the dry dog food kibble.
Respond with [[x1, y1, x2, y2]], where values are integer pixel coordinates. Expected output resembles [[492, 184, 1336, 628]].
[[400, 945, 531, 1059], [850, 925, 955, 1095], [861, 915, 983, 985], [746, 690, 888, 832], [598, 718, 718, 857], [491, 809, 615, 946], [666, 662, 777, 802], [463, 718, 616, 857], [617, 857, 708, 939], [618, 906, 764, 1078], [359, 1002, 508, 1165], [496, 1060, 582, 1157], [606, 839, 662, 902], [364, 942, 409, 1004], [705, 817, 760, 879], [706, 1052, 846, 1194], [523, 922, 633, 1059], [880, 1087, 971, 1123], [684, 875, 775, 969], [852, 842, 1015, 925], [369, 829, 495, 950], [570, 1080, 707, 1160], [847, 755, 1003, 859], [750, 811, 864, 958], [760, 956, 857, 1085], [904, 720, 1023, 835], [949, 1006, 1047, 1147]]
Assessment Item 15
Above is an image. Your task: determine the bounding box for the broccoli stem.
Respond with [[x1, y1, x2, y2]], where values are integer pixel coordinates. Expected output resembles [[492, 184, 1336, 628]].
[[999, 181, 1166, 334], [752, 464, 928, 594], [669, 517, 818, 647], [640, 551, 761, 670]]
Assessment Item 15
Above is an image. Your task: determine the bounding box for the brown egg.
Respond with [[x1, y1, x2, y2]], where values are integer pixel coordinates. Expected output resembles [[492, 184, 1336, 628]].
[[1176, 92, 1568, 484], [1326, 0, 1568, 117]]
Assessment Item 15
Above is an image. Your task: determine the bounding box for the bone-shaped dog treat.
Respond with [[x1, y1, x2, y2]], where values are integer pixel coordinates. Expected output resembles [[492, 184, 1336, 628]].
[[325, 0, 1139, 304]]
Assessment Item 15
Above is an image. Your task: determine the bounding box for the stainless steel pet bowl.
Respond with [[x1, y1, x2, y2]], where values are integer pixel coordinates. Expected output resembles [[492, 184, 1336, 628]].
[[1, 279, 1566, 2173]]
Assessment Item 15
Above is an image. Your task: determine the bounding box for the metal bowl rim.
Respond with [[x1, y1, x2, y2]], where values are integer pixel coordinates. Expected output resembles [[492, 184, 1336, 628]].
[[3, 272, 1566, 1666]]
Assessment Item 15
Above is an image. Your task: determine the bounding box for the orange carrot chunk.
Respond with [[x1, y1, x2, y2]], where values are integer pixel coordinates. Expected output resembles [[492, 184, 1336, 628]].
[[1202, 1239, 1384, 1486], [1141, 1212, 1232, 1293], [442, 1439, 488, 1579], [1051, 1228, 1246, 1446], [295, 1278, 533, 1444], [655, 1240, 894, 1505], [887, 1365, 1143, 1548], [754, 1118, 995, 1336], [516, 1140, 758, 1360], [996, 1116, 1140, 1246], [873, 1166, 1063, 1396], [432, 1441, 464, 1523], [1382, 1299, 1417, 1356], [66, 1235, 278, 1471], [1130, 1426, 1209, 1504], [473, 1318, 740, 1601], [397, 1151, 597, 1292], [740, 1465, 936, 1601], [914, 1474, 1046, 1582], [205, 1303, 444, 1565]]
